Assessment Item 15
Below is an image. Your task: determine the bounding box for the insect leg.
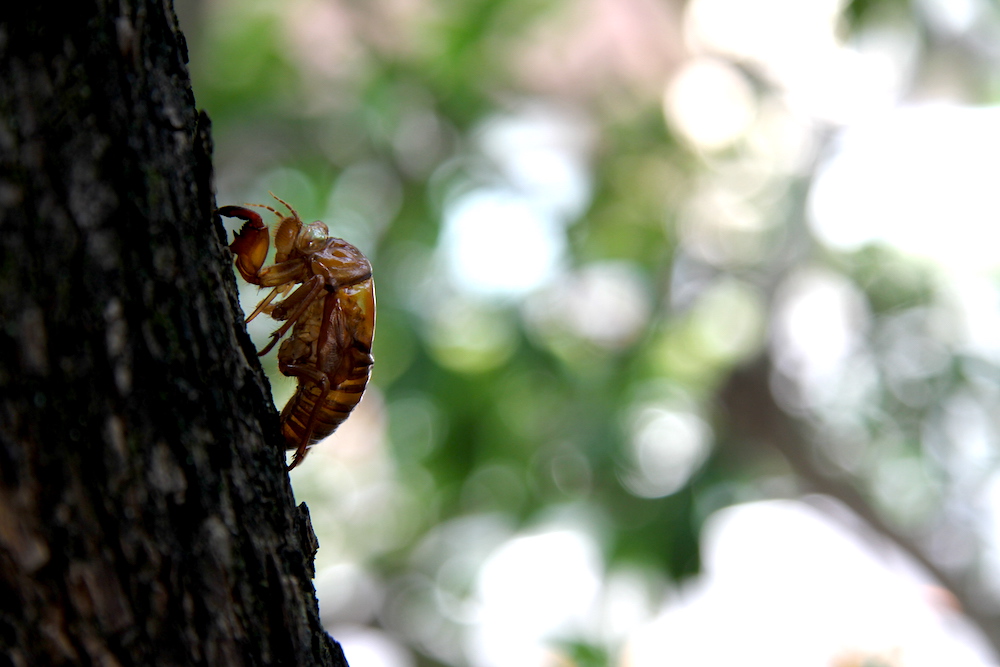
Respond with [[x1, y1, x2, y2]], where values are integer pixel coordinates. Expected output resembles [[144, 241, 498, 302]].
[[278, 363, 333, 470], [313, 287, 346, 375], [257, 276, 325, 356], [246, 284, 292, 323]]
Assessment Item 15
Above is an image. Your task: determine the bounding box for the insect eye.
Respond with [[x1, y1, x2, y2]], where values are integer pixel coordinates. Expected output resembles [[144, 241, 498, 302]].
[[298, 222, 329, 252]]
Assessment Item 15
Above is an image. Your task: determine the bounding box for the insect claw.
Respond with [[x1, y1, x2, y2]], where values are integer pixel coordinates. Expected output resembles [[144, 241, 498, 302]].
[[257, 334, 281, 357], [286, 446, 307, 470], [218, 205, 270, 284], [246, 285, 287, 324]]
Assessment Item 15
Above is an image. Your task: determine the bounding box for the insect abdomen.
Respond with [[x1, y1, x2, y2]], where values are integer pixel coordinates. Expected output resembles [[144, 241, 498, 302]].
[[279, 355, 373, 450]]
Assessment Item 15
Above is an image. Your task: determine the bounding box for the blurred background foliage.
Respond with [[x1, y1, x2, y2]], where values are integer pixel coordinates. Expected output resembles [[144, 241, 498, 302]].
[[178, 0, 1000, 664]]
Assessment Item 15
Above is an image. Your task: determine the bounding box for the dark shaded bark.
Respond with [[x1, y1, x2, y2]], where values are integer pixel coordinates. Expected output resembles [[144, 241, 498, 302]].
[[0, 3, 348, 665]]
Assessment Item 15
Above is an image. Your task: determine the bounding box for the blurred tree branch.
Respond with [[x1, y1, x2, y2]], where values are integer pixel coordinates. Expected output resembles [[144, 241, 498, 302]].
[[719, 355, 1000, 651]]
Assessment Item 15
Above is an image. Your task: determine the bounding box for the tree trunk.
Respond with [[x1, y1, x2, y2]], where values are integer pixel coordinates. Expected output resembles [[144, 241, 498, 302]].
[[0, 3, 349, 665]]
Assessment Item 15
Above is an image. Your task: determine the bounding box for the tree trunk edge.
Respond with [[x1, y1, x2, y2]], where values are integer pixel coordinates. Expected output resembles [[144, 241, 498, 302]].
[[0, 3, 351, 665]]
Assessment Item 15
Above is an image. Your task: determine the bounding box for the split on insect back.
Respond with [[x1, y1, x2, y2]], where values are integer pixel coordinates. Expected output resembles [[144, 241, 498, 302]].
[[217, 193, 376, 470]]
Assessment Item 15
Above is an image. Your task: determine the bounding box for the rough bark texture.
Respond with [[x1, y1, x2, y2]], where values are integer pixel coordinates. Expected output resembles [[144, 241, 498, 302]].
[[0, 3, 349, 665]]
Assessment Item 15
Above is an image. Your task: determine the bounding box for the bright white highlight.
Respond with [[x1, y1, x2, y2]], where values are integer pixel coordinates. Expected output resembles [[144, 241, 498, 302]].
[[771, 269, 869, 393], [664, 58, 756, 151], [477, 105, 593, 220], [441, 189, 564, 296], [809, 105, 1000, 271], [684, 0, 906, 122], [686, 0, 844, 66], [467, 528, 602, 667], [625, 500, 994, 667], [624, 408, 711, 498], [440, 105, 593, 298], [336, 626, 415, 667]]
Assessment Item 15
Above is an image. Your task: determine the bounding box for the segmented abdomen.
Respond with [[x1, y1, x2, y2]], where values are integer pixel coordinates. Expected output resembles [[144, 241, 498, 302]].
[[279, 350, 373, 449], [278, 277, 375, 455]]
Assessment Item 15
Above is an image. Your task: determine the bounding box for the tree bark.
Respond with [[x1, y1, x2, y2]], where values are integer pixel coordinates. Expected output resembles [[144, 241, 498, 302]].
[[0, 3, 349, 665]]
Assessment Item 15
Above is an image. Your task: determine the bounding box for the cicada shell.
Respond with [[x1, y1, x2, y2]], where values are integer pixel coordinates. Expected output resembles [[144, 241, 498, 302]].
[[218, 194, 375, 469]]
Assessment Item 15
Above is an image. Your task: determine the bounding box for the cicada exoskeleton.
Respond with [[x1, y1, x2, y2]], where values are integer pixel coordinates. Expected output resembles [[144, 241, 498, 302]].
[[219, 195, 375, 469]]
